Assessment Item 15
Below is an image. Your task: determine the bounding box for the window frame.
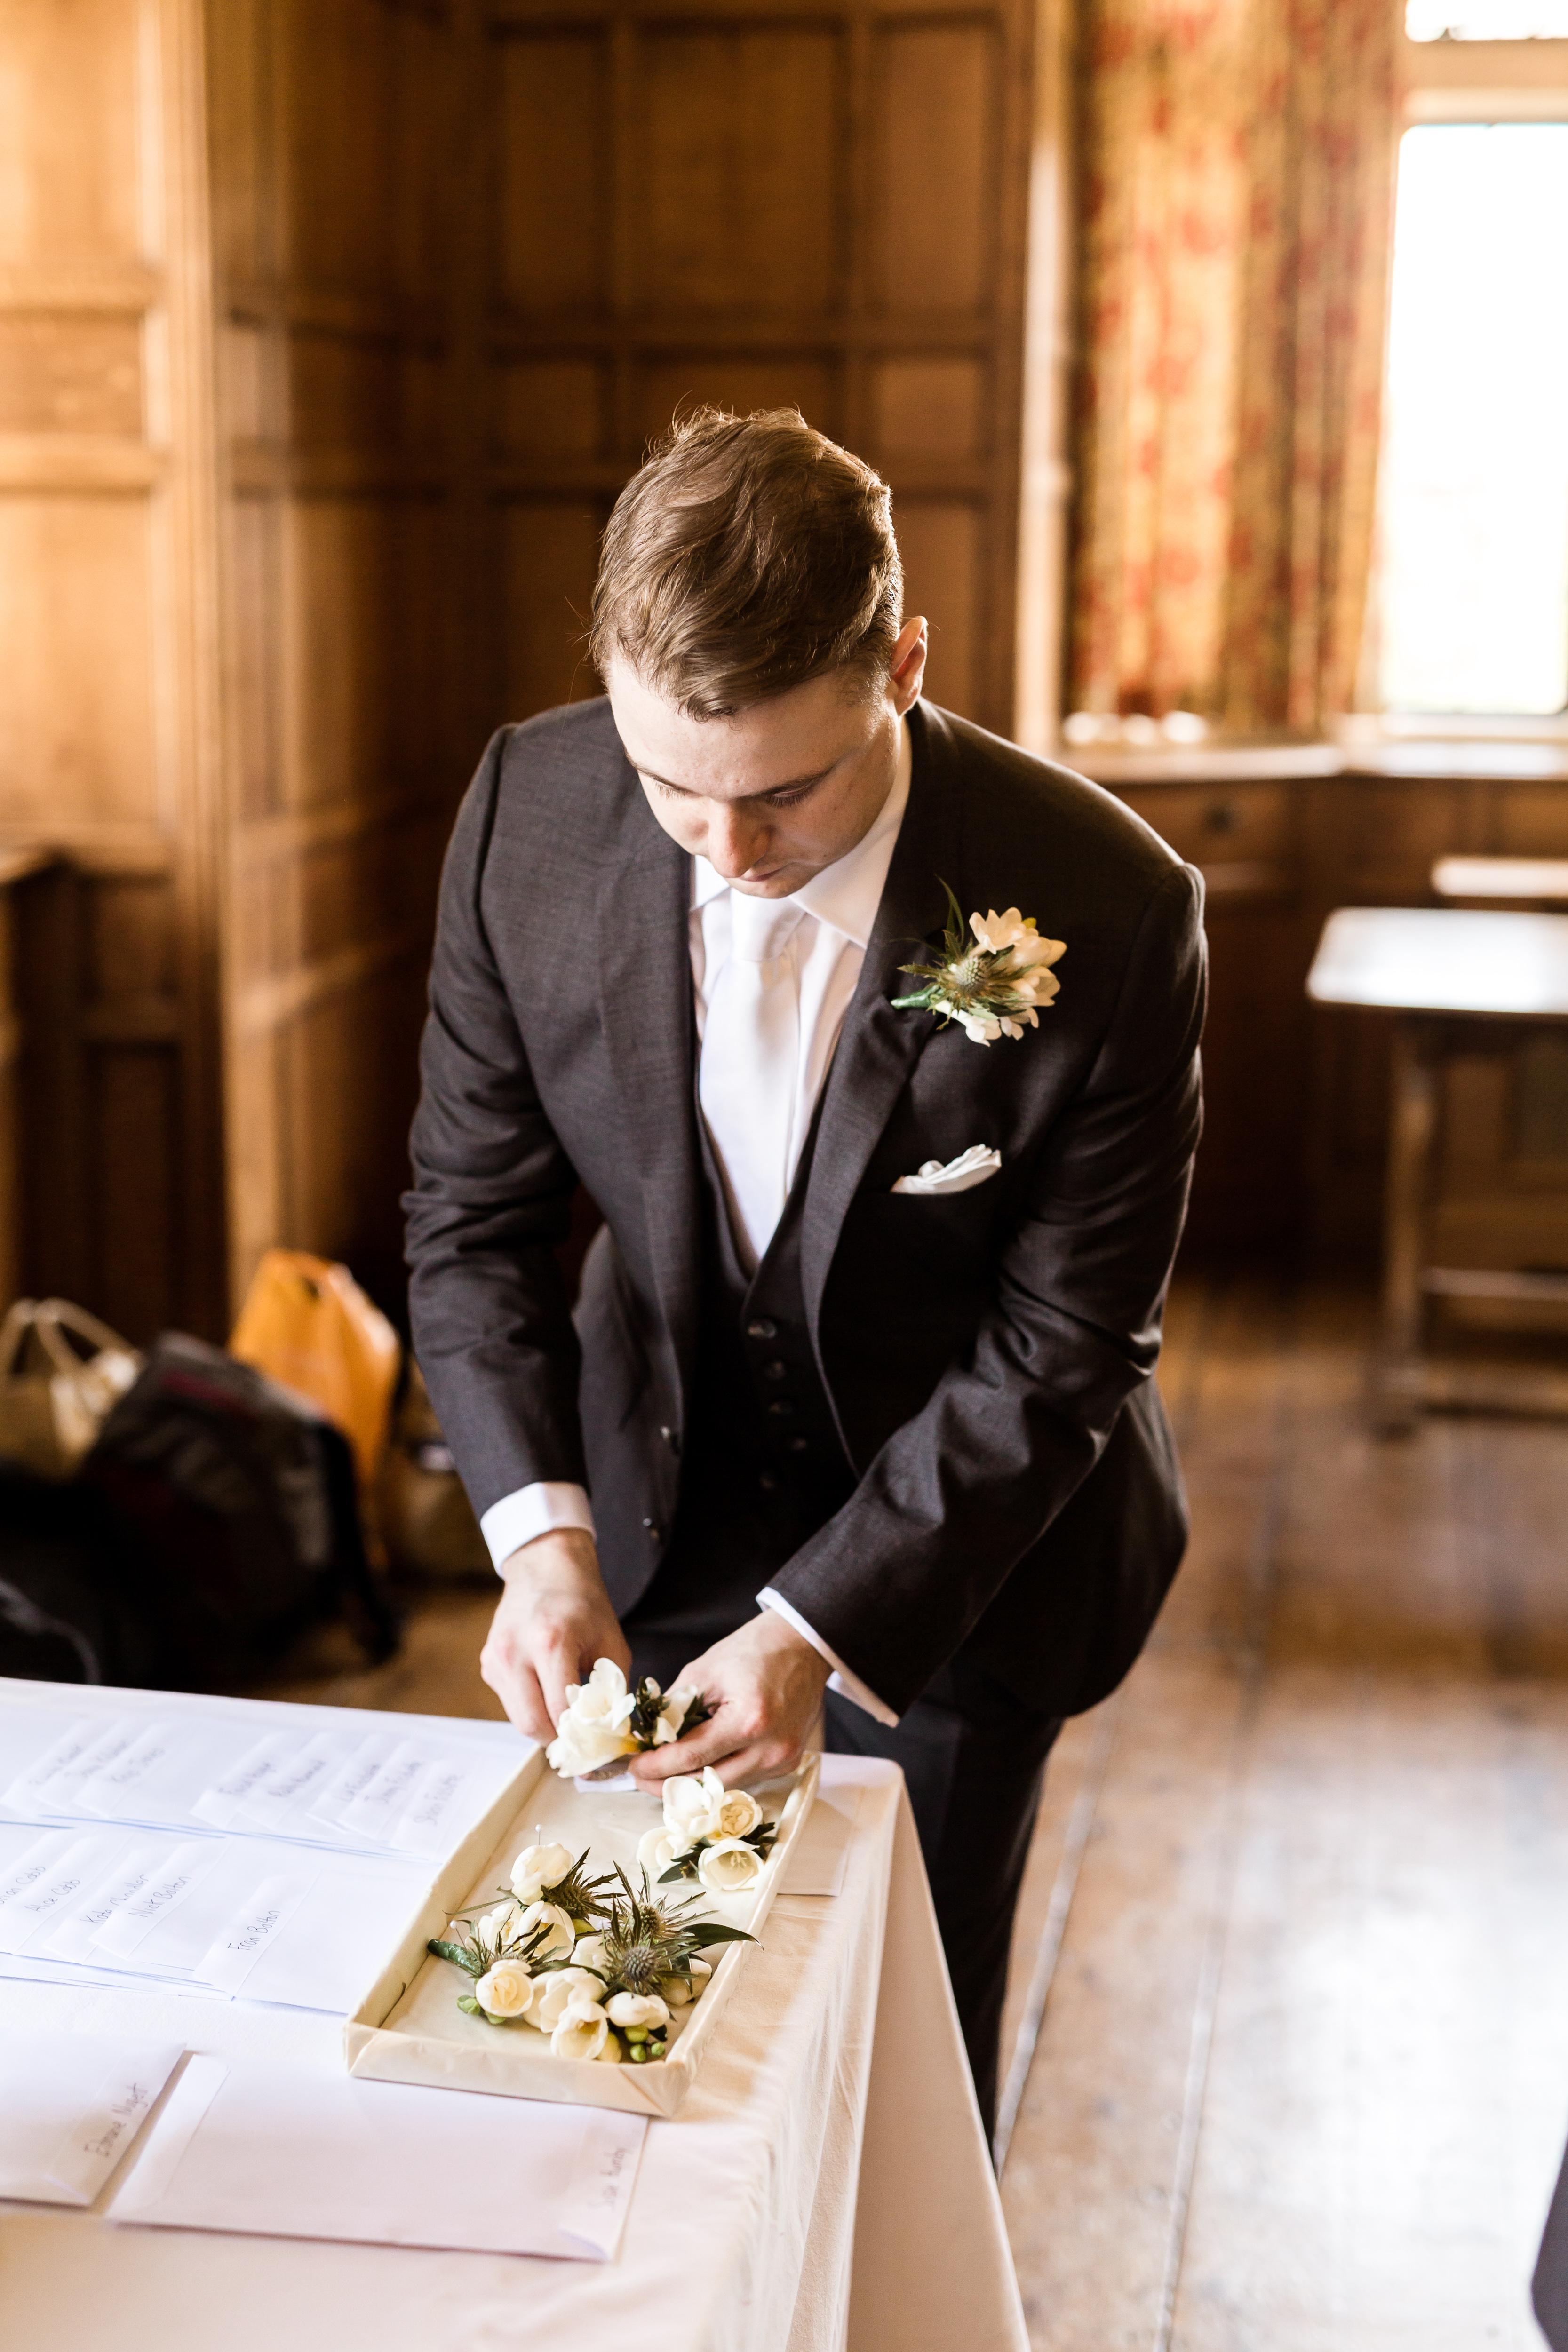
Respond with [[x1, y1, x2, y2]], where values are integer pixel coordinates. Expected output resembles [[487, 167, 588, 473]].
[[1354, 31, 1568, 740]]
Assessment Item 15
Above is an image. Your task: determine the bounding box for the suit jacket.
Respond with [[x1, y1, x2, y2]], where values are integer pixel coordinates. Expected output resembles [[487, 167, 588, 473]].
[[405, 696, 1206, 1720]]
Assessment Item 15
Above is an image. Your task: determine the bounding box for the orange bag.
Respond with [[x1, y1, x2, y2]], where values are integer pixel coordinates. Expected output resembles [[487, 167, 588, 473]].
[[229, 1249, 400, 1491]]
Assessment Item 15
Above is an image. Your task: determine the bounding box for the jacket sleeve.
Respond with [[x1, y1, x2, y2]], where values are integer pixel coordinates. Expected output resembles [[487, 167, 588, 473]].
[[403, 733, 588, 1518], [768, 861, 1206, 1716]]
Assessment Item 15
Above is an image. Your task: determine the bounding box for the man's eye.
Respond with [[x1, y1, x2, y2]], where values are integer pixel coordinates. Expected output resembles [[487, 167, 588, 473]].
[[766, 787, 812, 808]]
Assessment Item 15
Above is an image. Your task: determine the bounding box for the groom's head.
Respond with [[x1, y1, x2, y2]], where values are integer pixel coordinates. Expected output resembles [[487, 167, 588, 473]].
[[592, 408, 927, 899]]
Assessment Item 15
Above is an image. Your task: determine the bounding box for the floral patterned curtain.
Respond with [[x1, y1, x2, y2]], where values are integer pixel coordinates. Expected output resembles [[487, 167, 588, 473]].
[[1069, 0, 1401, 732]]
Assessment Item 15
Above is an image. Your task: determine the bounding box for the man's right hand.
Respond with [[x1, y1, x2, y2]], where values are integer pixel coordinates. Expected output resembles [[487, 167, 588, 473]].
[[479, 1528, 630, 1742]]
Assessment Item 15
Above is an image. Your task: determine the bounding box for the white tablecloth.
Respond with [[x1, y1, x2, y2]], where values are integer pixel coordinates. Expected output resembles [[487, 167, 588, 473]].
[[0, 1697, 1026, 2352]]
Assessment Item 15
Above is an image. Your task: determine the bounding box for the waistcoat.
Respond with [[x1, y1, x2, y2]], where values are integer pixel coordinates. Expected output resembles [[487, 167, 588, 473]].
[[622, 1094, 855, 1645]]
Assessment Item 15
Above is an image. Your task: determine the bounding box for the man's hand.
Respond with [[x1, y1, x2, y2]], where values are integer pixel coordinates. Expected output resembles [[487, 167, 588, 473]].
[[629, 1610, 830, 1791], [480, 1529, 629, 1742]]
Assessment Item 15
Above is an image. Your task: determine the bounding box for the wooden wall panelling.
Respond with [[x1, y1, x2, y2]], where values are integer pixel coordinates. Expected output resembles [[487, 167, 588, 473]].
[[208, 0, 470, 1317], [0, 0, 226, 1342], [485, 0, 1035, 739]]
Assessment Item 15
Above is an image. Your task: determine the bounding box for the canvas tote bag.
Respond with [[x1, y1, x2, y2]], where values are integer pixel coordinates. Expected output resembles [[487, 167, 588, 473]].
[[0, 1299, 143, 1479]]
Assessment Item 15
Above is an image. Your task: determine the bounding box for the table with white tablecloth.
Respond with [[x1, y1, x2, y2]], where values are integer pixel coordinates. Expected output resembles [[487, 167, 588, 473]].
[[0, 1692, 1027, 2352]]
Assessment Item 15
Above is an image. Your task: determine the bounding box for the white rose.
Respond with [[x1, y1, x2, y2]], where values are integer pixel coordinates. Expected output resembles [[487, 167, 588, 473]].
[[688, 1956, 713, 1994], [570, 1933, 611, 1979], [509, 1841, 575, 1901], [698, 1838, 764, 1896], [473, 1960, 534, 2018], [596, 2033, 623, 2063], [515, 1901, 574, 1963], [659, 1972, 693, 2007], [551, 1999, 609, 2061], [605, 1991, 670, 2031], [530, 1965, 606, 2031], [637, 1825, 685, 1879], [662, 1764, 726, 1843], [715, 1788, 763, 1839]]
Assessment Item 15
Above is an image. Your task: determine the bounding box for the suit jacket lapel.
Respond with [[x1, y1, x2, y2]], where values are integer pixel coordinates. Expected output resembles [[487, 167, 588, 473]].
[[595, 773, 703, 1395], [800, 704, 958, 1335]]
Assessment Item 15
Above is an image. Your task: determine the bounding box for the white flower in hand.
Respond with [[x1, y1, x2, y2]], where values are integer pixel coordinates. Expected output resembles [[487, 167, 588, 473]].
[[662, 1765, 727, 1843], [546, 1658, 641, 1778], [570, 1932, 611, 1979], [550, 1997, 609, 2062], [715, 1787, 763, 1839], [509, 1841, 575, 1902], [516, 1901, 574, 1963], [473, 1959, 534, 2019], [652, 1684, 701, 1745], [606, 1992, 669, 2031], [637, 1825, 686, 1879], [698, 1837, 764, 1895], [531, 1965, 607, 2031]]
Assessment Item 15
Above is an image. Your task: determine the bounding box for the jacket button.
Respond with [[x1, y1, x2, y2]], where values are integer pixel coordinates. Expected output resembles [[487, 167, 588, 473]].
[[641, 1518, 662, 1542], [747, 1318, 778, 1340], [788, 1437, 809, 1454], [758, 1472, 779, 1494], [659, 1423, 680, 1456], [764, 1360, 788, 1382]]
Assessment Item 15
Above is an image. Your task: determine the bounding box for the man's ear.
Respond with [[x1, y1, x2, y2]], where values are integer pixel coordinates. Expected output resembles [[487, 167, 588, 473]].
[[889, 616, 929, 714]]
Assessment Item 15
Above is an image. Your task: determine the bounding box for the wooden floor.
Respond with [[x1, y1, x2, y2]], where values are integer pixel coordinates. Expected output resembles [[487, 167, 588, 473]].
[[263, 1277, 1568, 2348]]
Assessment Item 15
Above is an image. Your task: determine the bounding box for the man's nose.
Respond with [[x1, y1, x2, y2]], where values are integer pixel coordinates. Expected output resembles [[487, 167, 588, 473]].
[[705, 803, 771, 879]]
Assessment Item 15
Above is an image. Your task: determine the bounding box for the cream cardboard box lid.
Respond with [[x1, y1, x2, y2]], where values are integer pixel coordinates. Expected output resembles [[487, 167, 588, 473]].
[[343, 1749, 819, 2119]]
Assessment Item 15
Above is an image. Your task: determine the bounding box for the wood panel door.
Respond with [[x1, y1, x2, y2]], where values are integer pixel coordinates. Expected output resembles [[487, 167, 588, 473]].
[[0, 0, 225, 1340], [484, 0, 1037, 738], [206, 0, 471, 1315]]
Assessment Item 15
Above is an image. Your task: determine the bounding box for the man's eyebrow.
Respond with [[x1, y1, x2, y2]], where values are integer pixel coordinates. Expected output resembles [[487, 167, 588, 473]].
[[636, 763, 836, 799]]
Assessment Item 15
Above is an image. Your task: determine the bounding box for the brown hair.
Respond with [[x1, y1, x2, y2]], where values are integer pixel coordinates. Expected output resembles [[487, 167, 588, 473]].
[[589, 407, 903, 716]]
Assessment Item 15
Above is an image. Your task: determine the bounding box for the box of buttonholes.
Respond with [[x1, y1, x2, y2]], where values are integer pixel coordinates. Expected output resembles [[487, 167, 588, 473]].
[[343, 1746, 819, 2117]]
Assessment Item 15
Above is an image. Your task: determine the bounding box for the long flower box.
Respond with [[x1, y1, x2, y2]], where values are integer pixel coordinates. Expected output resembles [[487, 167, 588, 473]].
[[342, 1746, 819, 2118]]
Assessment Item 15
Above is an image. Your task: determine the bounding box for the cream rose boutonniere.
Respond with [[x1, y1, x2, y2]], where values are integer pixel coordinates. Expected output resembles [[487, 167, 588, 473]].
[[893, 883, 1066, 1045]]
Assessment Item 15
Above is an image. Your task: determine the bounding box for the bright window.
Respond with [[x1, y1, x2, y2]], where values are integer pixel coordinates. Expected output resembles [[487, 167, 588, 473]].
[[1407, 3, 1568, 35], [1376, 122, 1568, 715]]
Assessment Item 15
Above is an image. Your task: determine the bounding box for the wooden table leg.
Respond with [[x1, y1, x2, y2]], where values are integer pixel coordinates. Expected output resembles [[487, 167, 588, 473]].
[[1376, 1016, 1439, 1433]]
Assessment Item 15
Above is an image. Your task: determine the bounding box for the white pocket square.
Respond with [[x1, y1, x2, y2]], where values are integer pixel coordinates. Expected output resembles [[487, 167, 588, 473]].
[[891, 1145, 1002, 1196]]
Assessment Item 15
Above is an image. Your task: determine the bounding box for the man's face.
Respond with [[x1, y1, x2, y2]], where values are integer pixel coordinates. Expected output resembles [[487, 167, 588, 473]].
[[607, 616, 927, 899]]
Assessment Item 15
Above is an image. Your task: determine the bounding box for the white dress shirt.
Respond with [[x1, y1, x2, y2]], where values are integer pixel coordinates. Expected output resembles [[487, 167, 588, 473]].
[[479, 717, 913, 1725]]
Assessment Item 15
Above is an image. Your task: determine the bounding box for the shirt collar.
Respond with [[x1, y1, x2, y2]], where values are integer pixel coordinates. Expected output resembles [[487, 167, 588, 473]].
[[690, 711, 913, 946]]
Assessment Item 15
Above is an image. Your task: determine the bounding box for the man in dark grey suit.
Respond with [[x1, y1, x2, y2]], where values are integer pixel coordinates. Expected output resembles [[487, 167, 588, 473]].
[[405, 409, 1204, 2134]]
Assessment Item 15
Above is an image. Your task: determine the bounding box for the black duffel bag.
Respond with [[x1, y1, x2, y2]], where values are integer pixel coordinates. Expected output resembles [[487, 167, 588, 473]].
[[0, 1331, 399, 1689]]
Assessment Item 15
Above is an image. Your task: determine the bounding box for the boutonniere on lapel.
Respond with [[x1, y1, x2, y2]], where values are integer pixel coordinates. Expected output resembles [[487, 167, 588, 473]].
[[892, 883, 1066, 1046]]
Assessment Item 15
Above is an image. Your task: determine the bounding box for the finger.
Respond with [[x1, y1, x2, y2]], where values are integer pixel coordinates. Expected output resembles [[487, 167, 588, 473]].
[[629, 1707, 796, 1788], [482, 1644, 552, 1741]]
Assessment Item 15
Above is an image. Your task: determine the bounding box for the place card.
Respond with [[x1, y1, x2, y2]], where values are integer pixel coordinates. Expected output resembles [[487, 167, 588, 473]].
[[190, 1731, 296, 1830], [110, 2053, 648, 2260], [90, 1839, 222, 1958], [193, 1873, 315, 1994], [0, 1832, 127, 1953], [0, 2026, 183, 2206], [40, 1837, 176, 1963]]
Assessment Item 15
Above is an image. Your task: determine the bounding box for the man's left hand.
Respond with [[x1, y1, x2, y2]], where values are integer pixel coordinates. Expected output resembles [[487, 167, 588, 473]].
[[628, 1610, 830, 1790]]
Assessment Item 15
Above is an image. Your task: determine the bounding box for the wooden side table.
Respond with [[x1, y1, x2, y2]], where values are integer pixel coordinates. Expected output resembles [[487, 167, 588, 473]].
[[1307, 906, 1568, 1430]]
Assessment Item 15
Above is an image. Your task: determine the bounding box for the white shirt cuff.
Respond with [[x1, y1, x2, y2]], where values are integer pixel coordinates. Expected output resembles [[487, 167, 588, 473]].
[[756, 1587, 900, 1727], [480, 1482, 596, 1572]]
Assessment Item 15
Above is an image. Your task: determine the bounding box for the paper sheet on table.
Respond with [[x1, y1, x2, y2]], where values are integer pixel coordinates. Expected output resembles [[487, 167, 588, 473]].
[[780, 1783, 860, 1896], [110, 2054, 647, 2260], [0, 2026, 182, 2205]]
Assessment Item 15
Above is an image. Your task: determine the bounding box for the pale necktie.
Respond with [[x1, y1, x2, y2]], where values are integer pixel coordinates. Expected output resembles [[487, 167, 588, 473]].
[[699, 891, 807, 1268]]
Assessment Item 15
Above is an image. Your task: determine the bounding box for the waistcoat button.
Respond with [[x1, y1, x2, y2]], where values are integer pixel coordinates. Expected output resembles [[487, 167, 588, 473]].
[[763, 1360, 788, 1381], [766, 1399, 796, 1417], [746, 1318, 778, 1341]]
